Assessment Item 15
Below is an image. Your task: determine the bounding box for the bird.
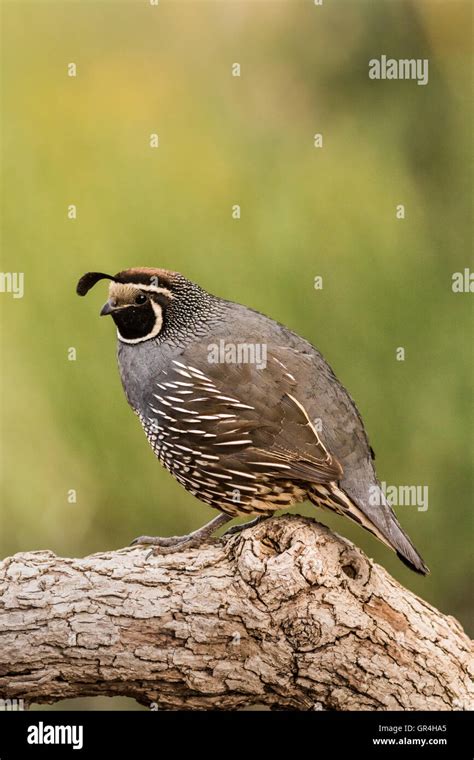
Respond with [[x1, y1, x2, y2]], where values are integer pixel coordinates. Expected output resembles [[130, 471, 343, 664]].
[[76, 267, 429, 574]]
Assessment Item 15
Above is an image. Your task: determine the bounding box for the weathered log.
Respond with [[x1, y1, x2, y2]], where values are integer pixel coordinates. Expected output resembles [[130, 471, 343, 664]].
[[0, 515, 471, 710]]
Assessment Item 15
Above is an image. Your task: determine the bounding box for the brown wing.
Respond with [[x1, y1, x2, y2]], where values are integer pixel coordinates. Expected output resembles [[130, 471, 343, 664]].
[[141, 351, 342, 496]]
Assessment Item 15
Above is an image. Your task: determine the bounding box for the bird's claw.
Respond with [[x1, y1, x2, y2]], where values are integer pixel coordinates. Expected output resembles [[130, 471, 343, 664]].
[[130, 533, 203, 557], [130, 534, 188, 548]]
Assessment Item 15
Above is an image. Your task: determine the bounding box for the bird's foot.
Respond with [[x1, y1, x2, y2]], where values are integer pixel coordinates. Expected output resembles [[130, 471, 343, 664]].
[[130, 513, 232, 556], [131, 534, 188, 548], [224, 515, 269, 536], [131, 532, 205, 557]]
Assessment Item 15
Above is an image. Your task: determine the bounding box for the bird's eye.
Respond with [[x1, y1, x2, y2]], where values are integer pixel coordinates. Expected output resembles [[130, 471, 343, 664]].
[[135, 293, 147, 305]]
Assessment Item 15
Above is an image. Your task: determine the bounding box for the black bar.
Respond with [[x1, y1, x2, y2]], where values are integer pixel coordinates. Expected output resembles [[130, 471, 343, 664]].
[[0, 710, 470, 757]]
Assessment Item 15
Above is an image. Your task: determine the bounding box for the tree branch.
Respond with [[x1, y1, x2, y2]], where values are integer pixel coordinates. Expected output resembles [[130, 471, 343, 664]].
[[0, 515, 471, 710]]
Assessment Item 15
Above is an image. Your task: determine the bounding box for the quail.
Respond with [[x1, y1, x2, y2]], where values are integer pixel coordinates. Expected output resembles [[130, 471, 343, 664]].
[[77, 267, 428, 574]]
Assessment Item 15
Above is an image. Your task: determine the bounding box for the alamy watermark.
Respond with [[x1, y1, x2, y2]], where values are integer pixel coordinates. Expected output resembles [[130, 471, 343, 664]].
[[369, 481, 429, 512], [452, 268, 474, 293], [207, 340, 267, 370], [369, 56, 429, 86], [27, 721, 83, 750], [0, 272, 24, 299], [0, 697, 25, 710]]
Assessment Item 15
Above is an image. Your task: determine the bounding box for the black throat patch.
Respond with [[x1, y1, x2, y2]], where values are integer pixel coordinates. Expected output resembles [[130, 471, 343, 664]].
[[111, 302, 157, 341]]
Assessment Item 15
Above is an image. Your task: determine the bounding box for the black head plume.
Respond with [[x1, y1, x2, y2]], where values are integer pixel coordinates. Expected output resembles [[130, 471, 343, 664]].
[[76, 272, 116, 296]]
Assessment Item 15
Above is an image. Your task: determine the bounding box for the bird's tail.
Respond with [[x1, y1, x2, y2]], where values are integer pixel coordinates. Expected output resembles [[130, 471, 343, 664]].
[[308, 482, 429, 575]]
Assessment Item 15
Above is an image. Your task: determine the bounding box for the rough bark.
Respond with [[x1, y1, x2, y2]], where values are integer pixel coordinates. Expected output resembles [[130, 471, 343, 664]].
[[0, 515, 471, 711]]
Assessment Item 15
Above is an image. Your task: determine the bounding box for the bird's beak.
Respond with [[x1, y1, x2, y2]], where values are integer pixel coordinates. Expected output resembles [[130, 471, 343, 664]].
[[100, 300, 115, 316]]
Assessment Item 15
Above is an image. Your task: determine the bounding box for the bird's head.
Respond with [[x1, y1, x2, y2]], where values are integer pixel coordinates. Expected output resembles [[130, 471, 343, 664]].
[[76, 268, 186, 344]]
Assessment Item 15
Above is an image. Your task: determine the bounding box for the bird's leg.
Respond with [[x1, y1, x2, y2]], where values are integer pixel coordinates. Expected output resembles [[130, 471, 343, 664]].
[[223, 515, 270, 535], [130, 513, 232, 555]]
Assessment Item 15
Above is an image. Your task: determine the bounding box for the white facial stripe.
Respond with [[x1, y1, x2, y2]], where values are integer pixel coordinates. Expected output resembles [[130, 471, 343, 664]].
[[108, 282, 174, 303], [117, 300, 164, 344], [131, 285, 174, 298]]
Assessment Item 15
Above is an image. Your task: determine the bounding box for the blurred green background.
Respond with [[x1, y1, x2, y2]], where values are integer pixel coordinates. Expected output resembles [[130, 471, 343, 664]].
[[0, 0, 472, 709]]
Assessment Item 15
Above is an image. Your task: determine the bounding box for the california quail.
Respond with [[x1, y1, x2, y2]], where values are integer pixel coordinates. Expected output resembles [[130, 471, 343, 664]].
[[77, 267, 428, 574]]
